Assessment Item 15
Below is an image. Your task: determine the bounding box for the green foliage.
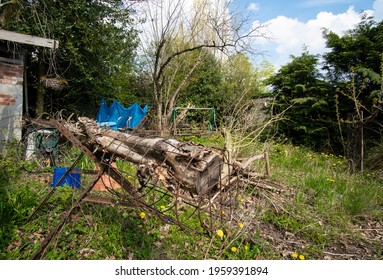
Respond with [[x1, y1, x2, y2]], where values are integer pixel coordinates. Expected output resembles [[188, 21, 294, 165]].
[[219, 54, 262, 116], [365, 140, 383, 171], [254, 60, 276, 94], [266, 19, 383, 160], [267, 51, 336, 149], [323, 18, 383, 77], [0, 177, 43, 254], [181, 52, 223, 109], [322, 19, 383, 152], [1, 0, 139, 116]]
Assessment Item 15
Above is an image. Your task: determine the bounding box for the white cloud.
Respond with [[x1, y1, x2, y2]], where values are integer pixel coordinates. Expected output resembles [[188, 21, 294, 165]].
[[248, 3, 260, 11], [254, 6, 374, 69]]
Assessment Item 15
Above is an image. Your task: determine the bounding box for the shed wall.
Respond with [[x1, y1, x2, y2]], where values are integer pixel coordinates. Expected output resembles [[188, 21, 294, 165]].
[[0, 60, 24, 147]]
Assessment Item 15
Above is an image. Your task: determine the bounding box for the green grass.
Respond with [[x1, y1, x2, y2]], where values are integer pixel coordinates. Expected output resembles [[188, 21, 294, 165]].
[[269, 143, 383, 218], [178, 133, 225, 148], [1, 138, 382, 260]]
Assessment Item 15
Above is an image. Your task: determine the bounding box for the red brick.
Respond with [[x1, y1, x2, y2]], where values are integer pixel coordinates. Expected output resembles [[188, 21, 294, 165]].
[[0, 93, 16, 105], [4, 71, 16, 76]]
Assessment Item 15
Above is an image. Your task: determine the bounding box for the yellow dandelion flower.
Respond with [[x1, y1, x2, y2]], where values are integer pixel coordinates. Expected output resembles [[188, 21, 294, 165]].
[[299, 255, 305, 260], [139, 212, 146, 219], [231, 247, 237, 253], [244, 245, 249, 251], [216, 229, 224, 239], [160, 205, 166, 210], [238, 222, 244, 229], [291, 253, 298, 259]]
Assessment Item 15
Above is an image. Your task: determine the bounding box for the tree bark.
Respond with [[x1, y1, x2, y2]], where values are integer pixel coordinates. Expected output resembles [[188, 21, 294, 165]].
[[75, 117, 223, 195]]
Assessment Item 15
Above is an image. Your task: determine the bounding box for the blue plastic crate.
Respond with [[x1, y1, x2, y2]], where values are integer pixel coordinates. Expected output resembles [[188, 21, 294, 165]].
[[51, 167, 81, 188]]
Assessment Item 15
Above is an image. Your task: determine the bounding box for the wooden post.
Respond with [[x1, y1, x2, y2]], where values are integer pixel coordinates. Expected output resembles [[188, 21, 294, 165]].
[[264, 151, 271, 177], [360, 110, 364, 174], [173, 108, 177, 136]]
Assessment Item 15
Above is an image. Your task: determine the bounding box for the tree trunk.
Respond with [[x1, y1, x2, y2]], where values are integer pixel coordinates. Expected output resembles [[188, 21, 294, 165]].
[[36, 84, 45, 116], [76, 117, 222, 195], [36, 61, 46, 116], [156, 100, 163, 136]]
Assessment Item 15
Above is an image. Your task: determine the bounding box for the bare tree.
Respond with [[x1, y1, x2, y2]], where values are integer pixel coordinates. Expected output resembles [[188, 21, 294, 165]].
[[136, 0, 268, 135]]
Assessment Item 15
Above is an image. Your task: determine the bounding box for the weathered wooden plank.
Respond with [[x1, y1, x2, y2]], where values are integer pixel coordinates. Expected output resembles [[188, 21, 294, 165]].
[[0, 30, 59, 49]]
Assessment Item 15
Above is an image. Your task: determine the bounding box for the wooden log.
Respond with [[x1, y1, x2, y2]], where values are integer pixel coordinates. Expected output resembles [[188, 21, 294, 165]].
[[76, 117, 223, 195], [264, 152, 271, 177]]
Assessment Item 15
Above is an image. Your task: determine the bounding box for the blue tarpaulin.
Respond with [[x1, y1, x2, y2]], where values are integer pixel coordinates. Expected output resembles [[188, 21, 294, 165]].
[[96, 98, 148, 130]]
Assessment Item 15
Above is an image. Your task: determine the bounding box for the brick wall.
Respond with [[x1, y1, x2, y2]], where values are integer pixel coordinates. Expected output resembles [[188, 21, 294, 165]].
[[0, 60, 24, 146], [0, 61, 24, 86]]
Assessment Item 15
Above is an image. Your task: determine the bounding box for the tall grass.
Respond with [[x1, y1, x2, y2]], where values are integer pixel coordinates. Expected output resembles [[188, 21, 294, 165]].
[[268, 143, 383, 218]]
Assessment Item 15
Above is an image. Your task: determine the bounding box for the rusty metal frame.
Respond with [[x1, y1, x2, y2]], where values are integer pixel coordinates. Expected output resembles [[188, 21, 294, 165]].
[[25, 117, 242, 259]]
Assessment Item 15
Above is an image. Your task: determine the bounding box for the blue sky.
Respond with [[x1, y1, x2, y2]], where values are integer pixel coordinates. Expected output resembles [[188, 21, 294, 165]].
[[232, 0, 375, 22], [229, 0, 383, 69]]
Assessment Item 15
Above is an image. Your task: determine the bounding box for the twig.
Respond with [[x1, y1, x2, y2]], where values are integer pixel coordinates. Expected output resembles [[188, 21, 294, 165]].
[[242, 154, 265, 169], [240, 177, 282, 193], [204, 235, 215, 260], [258, 191, 282, 214], [322, 251, 357, 258]]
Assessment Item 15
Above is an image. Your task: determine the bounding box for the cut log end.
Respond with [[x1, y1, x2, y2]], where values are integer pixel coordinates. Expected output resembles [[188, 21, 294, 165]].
[[195, 153, 222, 195]]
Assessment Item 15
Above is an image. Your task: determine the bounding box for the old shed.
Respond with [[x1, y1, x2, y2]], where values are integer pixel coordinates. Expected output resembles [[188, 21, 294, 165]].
[[0, 30, 58, 149]]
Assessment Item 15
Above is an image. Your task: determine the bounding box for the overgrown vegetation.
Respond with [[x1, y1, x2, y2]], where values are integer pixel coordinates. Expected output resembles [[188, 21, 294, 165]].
[[268, 18, 383, 172], [1, 138, 381, 260], [1, 1, 383, 260], [1, 0, 139, 116]]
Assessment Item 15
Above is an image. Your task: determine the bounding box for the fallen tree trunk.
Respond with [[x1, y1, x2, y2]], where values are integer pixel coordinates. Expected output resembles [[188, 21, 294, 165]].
[[72, 117, 223, 195]]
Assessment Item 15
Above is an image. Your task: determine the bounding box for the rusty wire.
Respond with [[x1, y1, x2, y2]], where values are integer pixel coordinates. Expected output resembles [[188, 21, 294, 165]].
[[97, 134, 241, 234], [21, 116, 247, 258]]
